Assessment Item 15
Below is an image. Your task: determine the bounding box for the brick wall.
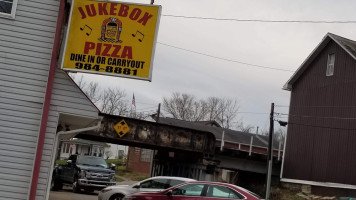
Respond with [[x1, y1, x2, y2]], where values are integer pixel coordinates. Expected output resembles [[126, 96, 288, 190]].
[[126, 147, 151, 175]]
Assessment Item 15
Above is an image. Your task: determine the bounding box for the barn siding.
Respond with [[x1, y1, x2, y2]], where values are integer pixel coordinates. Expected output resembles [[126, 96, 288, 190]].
[[0, 1, 99, 200], [283, 40, 356, 186]]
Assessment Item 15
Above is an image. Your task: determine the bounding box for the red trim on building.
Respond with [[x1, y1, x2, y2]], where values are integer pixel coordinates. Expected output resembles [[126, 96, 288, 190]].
[[29, 1, 66, 199]]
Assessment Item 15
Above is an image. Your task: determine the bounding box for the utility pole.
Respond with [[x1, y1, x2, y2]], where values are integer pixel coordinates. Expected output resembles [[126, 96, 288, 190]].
[[265, 103, 274, 200]]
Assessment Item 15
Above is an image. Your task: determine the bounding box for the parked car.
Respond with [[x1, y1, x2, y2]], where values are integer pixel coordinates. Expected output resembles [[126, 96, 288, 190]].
[[124, 181, 263, 200], [98, 176, 196, 200], [51, 154, 116, 193]]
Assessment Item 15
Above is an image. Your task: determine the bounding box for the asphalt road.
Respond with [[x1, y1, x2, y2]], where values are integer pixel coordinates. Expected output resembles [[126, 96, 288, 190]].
[[49, 186, 99, 200]]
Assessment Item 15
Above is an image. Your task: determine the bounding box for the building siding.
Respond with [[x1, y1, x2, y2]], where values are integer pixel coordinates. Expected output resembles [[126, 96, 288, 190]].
[[36, 70, 99, 200], [0, 0, 57, 197], [283, 40, 356, 186], [0, 1, 99, 200]]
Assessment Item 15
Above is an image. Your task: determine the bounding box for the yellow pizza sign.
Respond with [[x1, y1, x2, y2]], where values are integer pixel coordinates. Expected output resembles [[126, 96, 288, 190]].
[[61, 0, 162, 81]]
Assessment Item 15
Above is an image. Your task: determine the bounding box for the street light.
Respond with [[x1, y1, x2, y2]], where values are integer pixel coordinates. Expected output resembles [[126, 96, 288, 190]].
[[278, 120, 288, 127]]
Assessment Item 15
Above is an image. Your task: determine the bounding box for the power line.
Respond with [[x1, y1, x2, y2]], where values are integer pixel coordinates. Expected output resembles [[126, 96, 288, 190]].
[[158, 42, 295, 72], [237, 112, 270, 115], [163, 14, 356, 24], [159, 41, 356, 78]]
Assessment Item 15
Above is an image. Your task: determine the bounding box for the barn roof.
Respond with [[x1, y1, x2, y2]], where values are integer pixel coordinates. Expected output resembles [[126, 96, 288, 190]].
[[283, 33, 356, 91]]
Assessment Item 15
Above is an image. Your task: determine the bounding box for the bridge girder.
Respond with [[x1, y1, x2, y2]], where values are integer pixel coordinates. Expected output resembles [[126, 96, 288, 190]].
[[75, 114, 216, 158]]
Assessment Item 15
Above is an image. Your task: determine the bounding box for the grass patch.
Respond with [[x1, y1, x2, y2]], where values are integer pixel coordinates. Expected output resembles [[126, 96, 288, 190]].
[[270, 188, 306, 200], [55, 160, 67, 165], [105, 159, 125, 166], [115, 169, 149, 181], [115, 176, 126, 182], [127, 173, 149, 181]]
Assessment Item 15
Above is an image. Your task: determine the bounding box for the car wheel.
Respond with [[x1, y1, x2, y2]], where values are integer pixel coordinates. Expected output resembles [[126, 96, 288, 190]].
[[72, 177, 81, 193], [50, 175, 62, 191], [109, 193, 125, 200]]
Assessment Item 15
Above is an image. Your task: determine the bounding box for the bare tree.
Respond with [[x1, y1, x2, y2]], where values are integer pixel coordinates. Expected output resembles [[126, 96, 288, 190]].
[[85, 81, 100, 104], [100, 88, 128, 115], [68, 73, 130, 116], [162, 92, 241, 129], [237, 122, 255, 133], [128, 110, 148, 120], [259, 128, 269, 136], [191, 100, 209, 121], [69, 73, 86, 89], [163, 92, 196, 120], [217, 98, 239, 129], [206, 97, 221, 121]]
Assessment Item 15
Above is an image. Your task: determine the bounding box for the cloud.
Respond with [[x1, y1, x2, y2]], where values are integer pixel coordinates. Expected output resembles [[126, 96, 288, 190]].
[[83, 0, 356, 130]]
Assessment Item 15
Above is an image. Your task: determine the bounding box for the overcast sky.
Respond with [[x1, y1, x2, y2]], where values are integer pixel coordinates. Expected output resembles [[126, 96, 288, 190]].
[[73, 0, 356, 133]]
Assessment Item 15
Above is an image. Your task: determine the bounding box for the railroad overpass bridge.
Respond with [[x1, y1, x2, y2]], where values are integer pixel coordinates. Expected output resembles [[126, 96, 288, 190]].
[[59, 113, 283, 182]]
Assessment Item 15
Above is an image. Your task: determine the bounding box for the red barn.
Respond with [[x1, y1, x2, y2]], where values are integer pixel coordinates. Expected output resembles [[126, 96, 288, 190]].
[[282, 33, 356, 196]]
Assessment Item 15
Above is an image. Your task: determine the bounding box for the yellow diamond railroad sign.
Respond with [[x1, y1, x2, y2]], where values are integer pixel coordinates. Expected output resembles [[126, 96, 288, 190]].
[[113, 120, 130, 138]]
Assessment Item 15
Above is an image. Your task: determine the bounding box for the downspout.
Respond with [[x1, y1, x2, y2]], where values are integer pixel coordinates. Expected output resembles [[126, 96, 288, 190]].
[[45, 118, 102, 200], [29, 0, 66, 200]]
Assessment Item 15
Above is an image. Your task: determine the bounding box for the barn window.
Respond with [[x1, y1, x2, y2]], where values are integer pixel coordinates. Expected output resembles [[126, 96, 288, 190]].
[[326, 53, 335, 76], [0, 0, 18, 19]]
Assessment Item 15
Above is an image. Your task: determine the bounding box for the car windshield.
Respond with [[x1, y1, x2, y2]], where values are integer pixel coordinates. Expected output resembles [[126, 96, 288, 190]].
[[76, 156, 108, 168]]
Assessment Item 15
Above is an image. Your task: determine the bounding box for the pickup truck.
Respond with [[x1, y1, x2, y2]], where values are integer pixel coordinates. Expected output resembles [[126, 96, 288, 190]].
[[51, 154, 116, 193]]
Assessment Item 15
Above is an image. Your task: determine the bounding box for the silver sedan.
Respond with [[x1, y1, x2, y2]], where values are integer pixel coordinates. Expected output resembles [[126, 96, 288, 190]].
[[98, 176, 195, 200]]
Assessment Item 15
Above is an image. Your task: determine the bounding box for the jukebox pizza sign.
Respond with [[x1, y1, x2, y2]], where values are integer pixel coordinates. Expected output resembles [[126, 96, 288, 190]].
[[61, 0, 162, 81]]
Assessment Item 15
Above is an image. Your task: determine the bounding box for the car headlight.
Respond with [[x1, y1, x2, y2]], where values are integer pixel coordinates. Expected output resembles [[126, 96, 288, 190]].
[[101, 188, 112, 193], [79, 170, 87, 179], [110, 173, 116, 181]]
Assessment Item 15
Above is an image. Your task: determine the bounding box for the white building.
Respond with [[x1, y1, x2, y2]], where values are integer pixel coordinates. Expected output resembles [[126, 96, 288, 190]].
[[58, 138, 110, 159], [109, 143, 128, 159], [0, 1, 100, 200]]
